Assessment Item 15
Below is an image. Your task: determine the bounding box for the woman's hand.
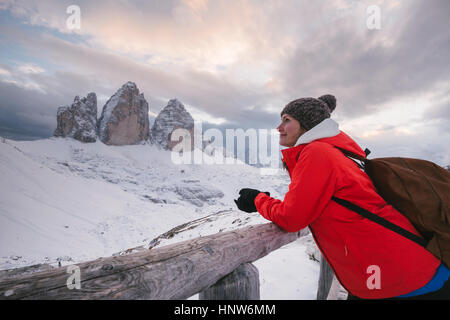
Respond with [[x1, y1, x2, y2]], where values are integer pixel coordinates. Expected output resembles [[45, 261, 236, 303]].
[[234, 188, 270, 213]]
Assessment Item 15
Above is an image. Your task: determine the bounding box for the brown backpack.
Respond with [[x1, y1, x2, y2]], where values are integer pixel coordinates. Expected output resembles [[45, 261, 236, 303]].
[[332, 147, 450, 268]]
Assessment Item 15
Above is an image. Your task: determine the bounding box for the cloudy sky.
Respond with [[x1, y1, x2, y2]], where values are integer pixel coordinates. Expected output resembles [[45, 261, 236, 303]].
[[0, 0, 449, 165]]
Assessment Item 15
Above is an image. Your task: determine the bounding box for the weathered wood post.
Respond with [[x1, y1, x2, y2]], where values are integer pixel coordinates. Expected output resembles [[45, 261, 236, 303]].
[[0, 223, 304, 300], [316, 254, 334, 300], [199, 263, 259, 300]]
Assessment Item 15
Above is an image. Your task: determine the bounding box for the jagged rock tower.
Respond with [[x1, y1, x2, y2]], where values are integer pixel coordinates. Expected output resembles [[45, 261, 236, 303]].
[[97, 82, 150, 145], [151, 99, 195, 150], [53, 93, 97, 143]]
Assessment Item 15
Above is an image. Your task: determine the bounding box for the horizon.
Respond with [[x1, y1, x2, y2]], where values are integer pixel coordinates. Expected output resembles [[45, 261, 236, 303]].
[[0, 0, 449, 166]]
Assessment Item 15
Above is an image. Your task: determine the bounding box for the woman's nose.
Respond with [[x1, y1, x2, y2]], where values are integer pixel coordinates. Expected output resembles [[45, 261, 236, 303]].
[[277, 123, 283, 132]]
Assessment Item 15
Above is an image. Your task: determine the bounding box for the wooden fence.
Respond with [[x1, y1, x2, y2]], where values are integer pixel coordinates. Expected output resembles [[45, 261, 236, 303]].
[[0, 222, 327, 300]]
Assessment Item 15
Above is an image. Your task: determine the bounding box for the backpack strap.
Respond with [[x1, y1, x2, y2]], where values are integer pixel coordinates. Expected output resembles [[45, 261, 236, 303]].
[[332, 197, 428, 248], [332, 146, 428, 248], [334, 146, 367, 170], [334, 146, 368, 162]]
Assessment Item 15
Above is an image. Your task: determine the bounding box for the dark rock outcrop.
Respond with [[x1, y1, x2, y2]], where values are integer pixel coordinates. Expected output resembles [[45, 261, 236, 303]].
[[151, 99, 195, 150], [53, 93, 97, 143]]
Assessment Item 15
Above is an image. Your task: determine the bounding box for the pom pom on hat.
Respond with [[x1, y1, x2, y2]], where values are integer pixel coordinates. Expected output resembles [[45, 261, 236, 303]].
[[318, 94, 336, 113]]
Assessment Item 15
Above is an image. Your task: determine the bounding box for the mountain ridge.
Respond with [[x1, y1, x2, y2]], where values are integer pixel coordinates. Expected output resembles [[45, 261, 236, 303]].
[[0, 136, 289, 271], [54, 81, 197, 151]]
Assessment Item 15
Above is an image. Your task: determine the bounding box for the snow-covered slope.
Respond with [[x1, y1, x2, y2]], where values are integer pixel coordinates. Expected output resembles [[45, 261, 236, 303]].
[[0, 137, 321, 299]]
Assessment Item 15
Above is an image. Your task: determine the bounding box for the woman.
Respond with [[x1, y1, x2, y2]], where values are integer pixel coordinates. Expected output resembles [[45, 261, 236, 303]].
[[234, 94, 450, 300]]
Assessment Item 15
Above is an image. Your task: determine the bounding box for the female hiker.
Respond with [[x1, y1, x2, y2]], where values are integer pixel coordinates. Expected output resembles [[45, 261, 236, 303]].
[[234, 94, 450, 300]]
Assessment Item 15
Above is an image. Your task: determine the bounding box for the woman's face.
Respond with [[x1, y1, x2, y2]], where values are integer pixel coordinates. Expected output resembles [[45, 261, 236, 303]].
[[277, 114, 306, 147]]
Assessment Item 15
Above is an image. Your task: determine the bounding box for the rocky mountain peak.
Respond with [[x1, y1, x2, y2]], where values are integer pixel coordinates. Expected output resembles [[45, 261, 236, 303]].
[[151, 98, 195, 150], [53, 83, 201, 150], [53, 92, 97, 143], [123, 81, 137, 89], [97, 82, 150, 145]]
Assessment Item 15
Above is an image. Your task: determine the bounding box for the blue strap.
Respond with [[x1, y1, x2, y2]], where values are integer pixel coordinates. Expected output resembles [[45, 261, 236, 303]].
[[399, 264, 450, 297]]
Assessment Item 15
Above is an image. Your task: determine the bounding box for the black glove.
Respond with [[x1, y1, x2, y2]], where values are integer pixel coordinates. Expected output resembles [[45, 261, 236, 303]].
[[234, 188, 270, 213]]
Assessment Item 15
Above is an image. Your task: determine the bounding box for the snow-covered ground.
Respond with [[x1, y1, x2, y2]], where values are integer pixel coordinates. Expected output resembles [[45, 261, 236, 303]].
[[0, 137, 321, 299]]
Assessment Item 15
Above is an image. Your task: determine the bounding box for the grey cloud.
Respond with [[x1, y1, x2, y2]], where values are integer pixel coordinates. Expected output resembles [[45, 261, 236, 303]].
[[0, 40, 278, 141], [355, 125, 450, 167], [0, 81, 59, 139], [0, 68, 121, 140], [0, 29, 279, 136], [277, 0, 450, 119], [1, 0, 180, 30], [424, 99, 450, 122], [2, 0, 449, 146]]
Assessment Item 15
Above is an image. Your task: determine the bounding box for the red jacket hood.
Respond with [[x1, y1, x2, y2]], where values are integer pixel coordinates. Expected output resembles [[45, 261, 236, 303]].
[[282, 130, 366, 175]]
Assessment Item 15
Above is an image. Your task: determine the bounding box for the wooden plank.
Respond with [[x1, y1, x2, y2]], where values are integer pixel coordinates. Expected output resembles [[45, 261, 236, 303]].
[[0, 223, 306, 300], [316, 254, 334, 300], [115, 209, 235, 255], [0, 263, 54, 282], [199, 263, 260, 300], [326, 275, 348, 300]]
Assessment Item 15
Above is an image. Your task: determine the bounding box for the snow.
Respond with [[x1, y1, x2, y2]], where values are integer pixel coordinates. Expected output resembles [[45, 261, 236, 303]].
[[186, 235, 320, 300], [255, 235, 320, 299], [97, 91, 121, 138], [0, 137, 321, 299]]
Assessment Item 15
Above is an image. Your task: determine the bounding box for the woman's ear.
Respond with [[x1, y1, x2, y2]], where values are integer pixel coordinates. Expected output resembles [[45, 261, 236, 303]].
[[299, 124, 307, 135]]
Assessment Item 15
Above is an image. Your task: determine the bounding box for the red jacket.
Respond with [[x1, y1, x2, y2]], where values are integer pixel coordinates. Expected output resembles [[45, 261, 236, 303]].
[[255, 130, 440, 299]]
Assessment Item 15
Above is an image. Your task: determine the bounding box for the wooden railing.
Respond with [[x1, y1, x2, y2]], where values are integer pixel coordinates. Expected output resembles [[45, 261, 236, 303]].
[[0, 222, 313, 300]]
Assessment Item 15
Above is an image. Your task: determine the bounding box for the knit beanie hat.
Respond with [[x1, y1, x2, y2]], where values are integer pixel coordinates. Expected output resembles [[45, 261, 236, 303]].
[[280, 94, 337, 131]]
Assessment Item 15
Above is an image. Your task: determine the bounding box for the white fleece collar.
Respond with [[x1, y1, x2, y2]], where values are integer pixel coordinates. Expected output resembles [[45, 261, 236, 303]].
[[295, 118, 340, 146]]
